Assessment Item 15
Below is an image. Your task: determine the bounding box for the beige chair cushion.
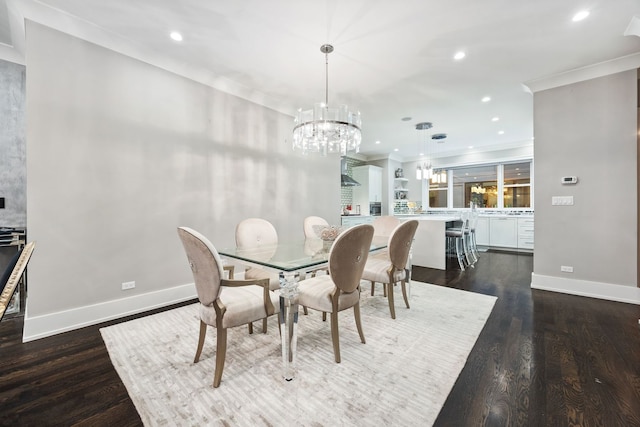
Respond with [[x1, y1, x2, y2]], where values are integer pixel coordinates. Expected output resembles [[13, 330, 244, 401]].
[[297, 275, 360, 313], [369, 249, 389, 260], [244, 267, 280, 291], [361, 257, 407, 284], [200, 285, 280, 329]]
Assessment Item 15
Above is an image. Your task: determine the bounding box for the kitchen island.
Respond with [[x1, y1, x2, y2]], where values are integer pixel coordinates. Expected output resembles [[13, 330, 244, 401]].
[[397, 215, 461, 270]]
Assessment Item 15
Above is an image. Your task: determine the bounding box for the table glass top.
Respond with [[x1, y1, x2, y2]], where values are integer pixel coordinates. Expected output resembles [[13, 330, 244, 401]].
[[219, 236, 388, 273]]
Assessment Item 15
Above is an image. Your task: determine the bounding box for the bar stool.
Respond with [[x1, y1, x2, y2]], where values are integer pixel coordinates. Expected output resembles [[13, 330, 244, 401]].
[[445, 226, 466, 270], [469, 209, 480, 261], [446, 212, 475, 270]]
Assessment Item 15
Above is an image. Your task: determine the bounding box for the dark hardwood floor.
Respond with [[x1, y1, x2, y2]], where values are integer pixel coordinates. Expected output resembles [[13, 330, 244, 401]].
[[1, 251, 639, 426]]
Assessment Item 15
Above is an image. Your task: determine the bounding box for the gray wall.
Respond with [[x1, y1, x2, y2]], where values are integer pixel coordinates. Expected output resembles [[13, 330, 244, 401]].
[[24, 21, 339, 336], [0, 59, 26, 227], [533, 70, 637, 288]]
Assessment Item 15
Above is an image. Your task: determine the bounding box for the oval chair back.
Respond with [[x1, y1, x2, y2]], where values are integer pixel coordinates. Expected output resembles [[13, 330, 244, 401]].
[[235, 218, 278, 249], [303, 216, 329, 238], [328, 224, 374, 294], [388, 220, 419, 270], [177, 227, 224, 306]]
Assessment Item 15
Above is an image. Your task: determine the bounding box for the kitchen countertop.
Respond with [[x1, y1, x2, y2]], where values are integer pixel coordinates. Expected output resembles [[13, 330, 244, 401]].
[[398, 215, 460, 221], [395, 210, 533, 218]]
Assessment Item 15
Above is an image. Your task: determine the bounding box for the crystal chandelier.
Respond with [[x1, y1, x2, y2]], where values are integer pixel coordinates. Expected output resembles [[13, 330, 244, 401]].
[[293, 44, 362, 156]]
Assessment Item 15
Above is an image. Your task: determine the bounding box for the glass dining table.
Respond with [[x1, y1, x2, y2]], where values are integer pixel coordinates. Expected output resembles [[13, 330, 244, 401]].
[[218, 236, 387, 381]]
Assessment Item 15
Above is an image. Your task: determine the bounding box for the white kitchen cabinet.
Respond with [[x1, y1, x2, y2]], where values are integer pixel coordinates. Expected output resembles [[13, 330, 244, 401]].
[[341, 215, 375, 228], [517, 217, 535, 249], [475, 217, 490, 246], [489, 217, 518, 248], [352, 165, 383, 210]]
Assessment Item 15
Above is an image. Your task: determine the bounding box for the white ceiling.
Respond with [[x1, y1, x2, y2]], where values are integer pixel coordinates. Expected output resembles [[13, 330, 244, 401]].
[[2, 0, 640, 161]]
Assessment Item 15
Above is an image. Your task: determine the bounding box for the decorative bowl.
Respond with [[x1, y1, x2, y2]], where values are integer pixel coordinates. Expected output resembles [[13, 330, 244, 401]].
[[312, 225, 343, 241]]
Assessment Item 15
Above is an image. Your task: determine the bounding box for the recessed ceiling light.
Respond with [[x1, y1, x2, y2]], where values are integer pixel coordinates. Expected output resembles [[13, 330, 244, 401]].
[[419, 152, 424, 156], [492, 116, 500, 122], [375, 140, 381, 144], [498, 130, 505, 135], [394, 148, 399, 152], [572, 10, 590, 22], [481, 96, 491, 103], [454, 51, 466, 60], [468, 146, 474, 149], [401, 117, 412, 121], [170, 31, 183, 41]]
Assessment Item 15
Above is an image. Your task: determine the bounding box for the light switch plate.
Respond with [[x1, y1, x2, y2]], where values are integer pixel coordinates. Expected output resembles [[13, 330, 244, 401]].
[[552, 196, 574, 206]]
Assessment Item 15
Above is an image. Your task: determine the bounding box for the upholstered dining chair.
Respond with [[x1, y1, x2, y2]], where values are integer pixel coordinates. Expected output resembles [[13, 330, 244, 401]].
[[302, 216, 331, 279], [370, 215, 400, 258], [303, 215, 329, 238], [297, 223, 374, 363], [177, 227, 279, 388], [235, 218, 280, 291], [361, 219, 419, 319], [372, 215, 401, 238]]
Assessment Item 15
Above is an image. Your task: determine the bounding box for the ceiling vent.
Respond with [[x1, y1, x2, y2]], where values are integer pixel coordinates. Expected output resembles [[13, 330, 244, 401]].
[[415, 122, 433, 130]]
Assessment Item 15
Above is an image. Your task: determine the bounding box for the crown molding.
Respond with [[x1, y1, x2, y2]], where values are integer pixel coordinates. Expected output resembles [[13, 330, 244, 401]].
[[525, 52, 640, 93]]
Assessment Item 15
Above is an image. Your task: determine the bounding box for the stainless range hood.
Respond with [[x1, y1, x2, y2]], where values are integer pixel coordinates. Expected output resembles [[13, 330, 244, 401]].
[[340, 157, 360, 187]]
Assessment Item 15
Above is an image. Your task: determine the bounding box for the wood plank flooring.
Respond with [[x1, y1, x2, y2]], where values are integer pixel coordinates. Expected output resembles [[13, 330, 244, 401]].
[[0, 251, 639, 426]]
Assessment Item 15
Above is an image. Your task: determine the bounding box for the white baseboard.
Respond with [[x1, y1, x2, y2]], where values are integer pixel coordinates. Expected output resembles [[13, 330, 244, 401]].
[[22, 283, 197, 342], [531, 273, 640, 305]]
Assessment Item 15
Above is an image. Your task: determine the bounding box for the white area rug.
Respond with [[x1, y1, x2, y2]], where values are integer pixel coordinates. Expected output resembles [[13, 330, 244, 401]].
[[100, 282, 496, 426]]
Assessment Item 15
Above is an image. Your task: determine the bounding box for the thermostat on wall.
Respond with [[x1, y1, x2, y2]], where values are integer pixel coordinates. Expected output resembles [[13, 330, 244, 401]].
[[561, 176, 578, 185]]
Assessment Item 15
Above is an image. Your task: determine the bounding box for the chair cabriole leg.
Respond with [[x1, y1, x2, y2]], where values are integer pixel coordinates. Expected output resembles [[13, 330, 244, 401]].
[[401, 280, 410, 309], [330, 311, 341, 363], [194, 320, 207, 363], [213, 327, 228, 388], [387, 282, 396, 319], [354, 303, 366, 344]]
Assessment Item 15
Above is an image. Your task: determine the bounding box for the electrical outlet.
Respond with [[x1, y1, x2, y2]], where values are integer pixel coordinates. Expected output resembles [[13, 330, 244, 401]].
[[560, 266, 573, 273], [121, 281, 136, 290]]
